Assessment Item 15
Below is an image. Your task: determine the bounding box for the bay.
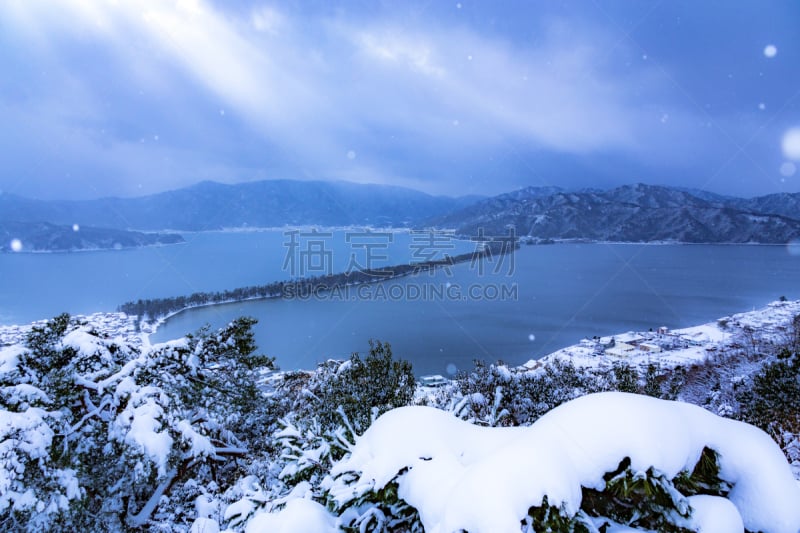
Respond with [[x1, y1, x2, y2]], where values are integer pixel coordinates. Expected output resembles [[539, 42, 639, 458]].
[[152, 242, 800, 377], [0, 229, 466, 325], [3, 232, 799, 377]]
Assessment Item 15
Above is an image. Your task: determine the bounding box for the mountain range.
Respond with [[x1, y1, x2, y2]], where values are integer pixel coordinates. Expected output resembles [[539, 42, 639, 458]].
[[0, 180, 479, 232], [1, 180, 799, 247], [430, 183, 800, 244]]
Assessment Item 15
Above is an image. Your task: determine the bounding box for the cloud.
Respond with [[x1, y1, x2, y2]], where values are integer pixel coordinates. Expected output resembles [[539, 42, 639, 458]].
[[250, 5, 287, 35], [0, 0, 769, 198], [334, 18, 650, 153]]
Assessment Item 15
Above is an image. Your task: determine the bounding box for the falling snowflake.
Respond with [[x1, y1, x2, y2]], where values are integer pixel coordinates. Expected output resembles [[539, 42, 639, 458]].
[[72, 224, 80, 232], [10, 239, 22, 252], [763, 44, 777, 58], [347, 150, 356, 160], [782, 128, 800, 160], [780, 162, 796, 177]]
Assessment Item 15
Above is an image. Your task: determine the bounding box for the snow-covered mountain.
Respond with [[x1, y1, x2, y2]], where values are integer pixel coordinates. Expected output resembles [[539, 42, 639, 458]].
[[729, 191, 800, 220], [3, 180, 799, 243], [431, 183, 800, 243]]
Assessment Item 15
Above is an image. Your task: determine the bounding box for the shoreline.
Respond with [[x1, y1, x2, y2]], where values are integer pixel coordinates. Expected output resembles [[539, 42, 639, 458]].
[[4, 231, 795, 256], [4, 299, 798, 381]]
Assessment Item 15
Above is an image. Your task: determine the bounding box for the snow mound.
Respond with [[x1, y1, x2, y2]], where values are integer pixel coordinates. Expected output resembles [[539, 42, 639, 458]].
[[686, 495, 743, 533], [189, 517, 219, 533], [245, 498, 336, 533], [336, 392, 800, 533], [0, 345, 25, 376]]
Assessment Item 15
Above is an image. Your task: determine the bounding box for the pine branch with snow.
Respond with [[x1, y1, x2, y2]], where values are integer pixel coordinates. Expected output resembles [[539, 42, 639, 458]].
[[0, 314, 275, 531]]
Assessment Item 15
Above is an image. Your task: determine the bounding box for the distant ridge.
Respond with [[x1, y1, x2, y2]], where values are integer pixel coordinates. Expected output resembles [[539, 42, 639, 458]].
[[2, 180, 799, 244], [0, 221, 184, 252], [429, 183, 800, 244], [0, 180, 480, 231]]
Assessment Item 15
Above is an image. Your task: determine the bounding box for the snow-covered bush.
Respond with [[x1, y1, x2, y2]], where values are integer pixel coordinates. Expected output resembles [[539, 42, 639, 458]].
[[451, 357, 688, 428], [288, 340, 416, 433], [328, 393, 800, 533], [220, 417, 348, 530], [218, 340, 419, 532], [453, 358, 602, 427]]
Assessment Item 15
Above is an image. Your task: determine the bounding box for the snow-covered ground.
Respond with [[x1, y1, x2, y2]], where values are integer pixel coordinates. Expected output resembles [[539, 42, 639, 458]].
[[524, 299, 800, 373]]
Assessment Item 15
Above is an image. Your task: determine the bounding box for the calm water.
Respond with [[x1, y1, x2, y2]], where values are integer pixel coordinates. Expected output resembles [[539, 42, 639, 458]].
[[2, 233, 799, 376], [0, 230, 470, 325], [155, 242, 800, 376]]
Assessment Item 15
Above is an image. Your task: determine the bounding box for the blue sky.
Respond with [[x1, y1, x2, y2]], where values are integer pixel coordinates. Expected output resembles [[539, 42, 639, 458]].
[[1, 0, 799, 200]]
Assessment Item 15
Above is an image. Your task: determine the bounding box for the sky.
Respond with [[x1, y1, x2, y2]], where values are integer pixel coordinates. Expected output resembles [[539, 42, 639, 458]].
[[0, 0, 799, 201]]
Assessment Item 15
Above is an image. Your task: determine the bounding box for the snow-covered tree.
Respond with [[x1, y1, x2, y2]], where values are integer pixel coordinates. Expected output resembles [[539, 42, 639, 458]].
[[738, 347, 800, 435], [0, 314, 275, 531]]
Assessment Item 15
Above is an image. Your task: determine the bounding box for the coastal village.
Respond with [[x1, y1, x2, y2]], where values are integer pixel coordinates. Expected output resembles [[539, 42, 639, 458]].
[[420, 299, 800, 386], [0, 312, 143, 349], [527, 299, 800, 372]]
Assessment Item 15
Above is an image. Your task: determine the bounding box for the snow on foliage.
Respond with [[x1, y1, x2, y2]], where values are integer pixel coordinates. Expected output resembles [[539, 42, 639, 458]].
[[0, 407, 78, 520], [244, 498, 335, 533], [118, 392, 175, 477], [332, 393, 800, 533], [1, 303, 799, 532], [0, 313, 274, 531]]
